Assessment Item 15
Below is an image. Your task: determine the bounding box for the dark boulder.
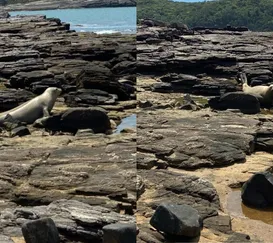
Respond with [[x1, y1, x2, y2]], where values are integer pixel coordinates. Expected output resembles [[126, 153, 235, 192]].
[[208, 92, 260, 114], [102, 223, 137, 243], [75, 63, 133, 100], [111, 61, 136, 75], [21, 218, 60, 243], [10, 126, 30, 137], [241, 171, 273, 208], [255, 128, 273, 152], [150, 204, 202, 238], [61, 108, 111, 133], [9, 71, 54, 88], [34, 108, 111, 134], [63, 89, 117, 107], [0, 89, 35, 112], [29, 79, 61, 94]]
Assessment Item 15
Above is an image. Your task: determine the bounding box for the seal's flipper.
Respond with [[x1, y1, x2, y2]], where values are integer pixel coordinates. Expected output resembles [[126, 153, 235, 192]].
[[43, 107, 50, 117]]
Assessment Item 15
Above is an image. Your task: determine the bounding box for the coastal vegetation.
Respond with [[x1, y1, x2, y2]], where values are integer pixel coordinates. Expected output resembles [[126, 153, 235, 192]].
[[138, 0, 273, 31]]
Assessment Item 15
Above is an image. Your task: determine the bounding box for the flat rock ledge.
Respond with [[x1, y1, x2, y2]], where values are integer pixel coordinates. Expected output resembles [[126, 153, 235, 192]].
[[136, 21, 273, 242], [0, 199, 135, 242]]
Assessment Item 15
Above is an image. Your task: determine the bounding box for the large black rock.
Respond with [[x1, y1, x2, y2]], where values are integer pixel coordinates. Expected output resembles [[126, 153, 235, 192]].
[[241, 171, 273, 208], [22, 218, 60, 243], [63, 89, 117, 107], [34, 108, 111, 134], [150, 203, 202, 237], [102, 223, 137, 243], [76, 63, 132, 100], [208, 92, 260, 114]]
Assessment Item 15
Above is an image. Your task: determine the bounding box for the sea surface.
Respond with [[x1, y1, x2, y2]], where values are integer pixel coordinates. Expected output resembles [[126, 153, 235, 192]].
[[10, 7, 136, 34], [115, 114, 136, 134]]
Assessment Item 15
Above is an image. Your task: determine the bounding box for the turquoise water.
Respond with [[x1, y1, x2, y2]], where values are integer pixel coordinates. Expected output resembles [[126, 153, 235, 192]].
[[10, 7, 136, 34], [115, 114, 136, 134]]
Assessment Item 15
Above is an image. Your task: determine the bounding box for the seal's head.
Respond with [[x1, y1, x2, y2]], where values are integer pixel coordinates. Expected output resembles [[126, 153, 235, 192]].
[[44, 87, 62, 98], [42, 87, 62, 112]]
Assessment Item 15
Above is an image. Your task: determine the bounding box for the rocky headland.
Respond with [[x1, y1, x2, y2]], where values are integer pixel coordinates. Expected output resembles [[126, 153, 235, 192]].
[[137, 19, 273, 242], [0, 11, 136, 243], [3, 0, 136, 11]]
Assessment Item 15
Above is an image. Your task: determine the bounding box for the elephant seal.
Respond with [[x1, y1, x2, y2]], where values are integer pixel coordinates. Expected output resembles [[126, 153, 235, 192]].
[[241, 73, 273, 106], [0, 87, 62, 124]]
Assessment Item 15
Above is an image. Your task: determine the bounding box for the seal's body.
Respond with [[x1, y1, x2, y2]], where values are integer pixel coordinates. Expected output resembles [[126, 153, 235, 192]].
[[0, 87, 62, 124], [241, 73, 273, 106]]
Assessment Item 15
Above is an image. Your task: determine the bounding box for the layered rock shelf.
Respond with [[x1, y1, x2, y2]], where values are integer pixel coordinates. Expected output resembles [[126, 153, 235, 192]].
[[137, 20, 273, 242], [0, 12, 136, 114], [1, 10, 273, 243], [0, 12, 136, 243]]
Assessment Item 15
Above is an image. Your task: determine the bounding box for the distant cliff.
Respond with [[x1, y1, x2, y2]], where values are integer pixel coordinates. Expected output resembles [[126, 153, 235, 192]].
[[4, 0, 136, 11]]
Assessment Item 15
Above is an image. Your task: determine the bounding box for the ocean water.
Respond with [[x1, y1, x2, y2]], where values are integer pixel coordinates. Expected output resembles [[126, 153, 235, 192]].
[[9, 7, 136, 34], [115, 114, 136, 134]]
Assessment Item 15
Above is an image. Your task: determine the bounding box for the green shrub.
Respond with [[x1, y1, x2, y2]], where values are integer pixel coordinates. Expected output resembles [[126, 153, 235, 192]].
[[138, 0, 273, 31]]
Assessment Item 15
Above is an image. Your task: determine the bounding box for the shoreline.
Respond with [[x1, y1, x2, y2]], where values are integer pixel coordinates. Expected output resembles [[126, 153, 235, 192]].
[[3, 0, 136, 12], [7, 7, 136, 35]]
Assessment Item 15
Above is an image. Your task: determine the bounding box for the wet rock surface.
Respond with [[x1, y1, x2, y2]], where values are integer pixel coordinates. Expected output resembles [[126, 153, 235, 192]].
[[137, 21, 273, 242]]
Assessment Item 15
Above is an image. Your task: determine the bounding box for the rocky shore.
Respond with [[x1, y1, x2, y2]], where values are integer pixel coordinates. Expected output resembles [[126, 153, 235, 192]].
[[0, 11, 136, 243], [137, 20, 273, 242], [3, 0, 136, 11], [1, 9, 273, 243]]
